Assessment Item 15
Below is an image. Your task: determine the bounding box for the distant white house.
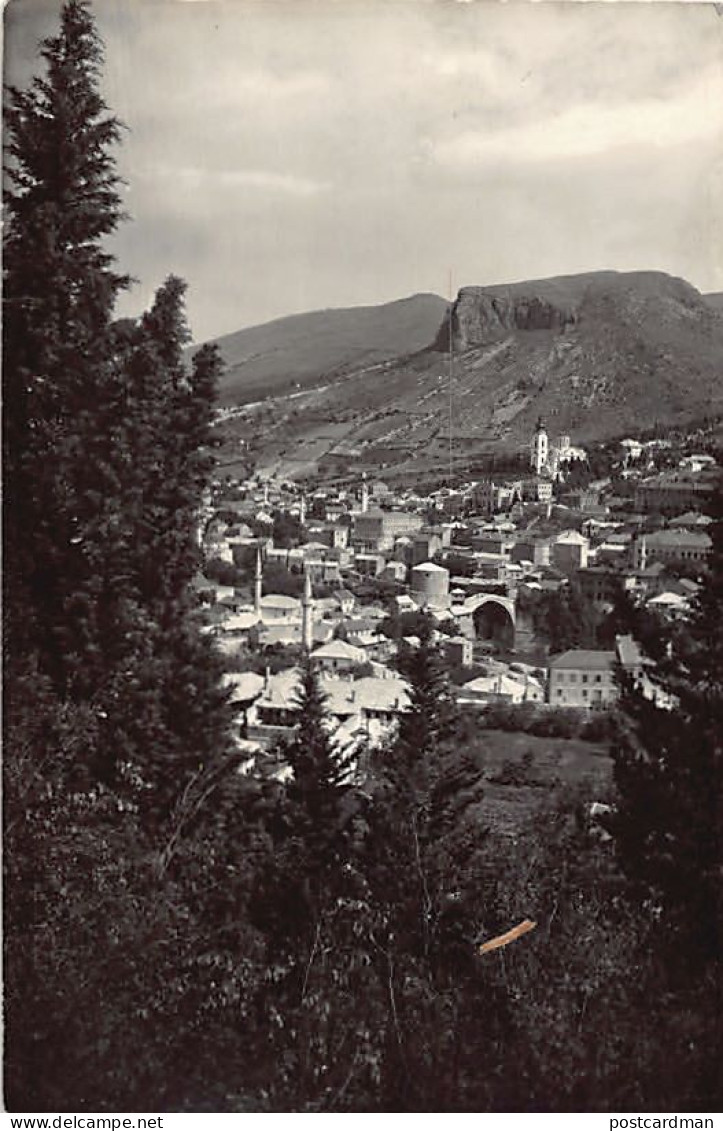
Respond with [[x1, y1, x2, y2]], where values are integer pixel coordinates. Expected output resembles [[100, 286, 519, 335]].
[[311, 639, 368, 674], [551, 530, 589, 573], [243, 667, 410, 752], [457, 671, 544, 705], [259, 594, 300, 622]]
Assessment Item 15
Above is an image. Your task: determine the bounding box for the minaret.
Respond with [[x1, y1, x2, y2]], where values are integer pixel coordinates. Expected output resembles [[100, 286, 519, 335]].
[[531, 417, 549, 475], [360, 473, 369, 514], [301, 568, 314, 650], [633, 534, 647, 572], [254, 543, 263, 617], [299, 493, 307, 527]]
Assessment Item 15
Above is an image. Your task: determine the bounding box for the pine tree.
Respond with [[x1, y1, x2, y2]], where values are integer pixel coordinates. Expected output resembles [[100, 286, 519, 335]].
[[3, 3, 234, 820], [368, 626, 482, 964], [392, 618, 457, 792], [3, 0, 129, 682], [257, 655, 356, 939], [285, 656, 354, 833], [3, 7, 248, 1107], [358, 630, 497, 1108], [610, 468, 723, 965]]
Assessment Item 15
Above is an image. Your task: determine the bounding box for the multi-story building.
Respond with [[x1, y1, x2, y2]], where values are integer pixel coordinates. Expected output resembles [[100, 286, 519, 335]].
[[551, 530, 589, 574], [311, 640, 368, 674], [245, 669, 410, 750], [469, 531, 511, 555], [510, 537, 551, 567], [637, 529, 712, 568], [547, 649, 617, 708], [522, 477, 554, 503], [443, 636, 474, 667], [473, 553, 512, 583], [303, 558, 342, 583], [559, 487, 602, 512], [307, 521, 349, 550], [258, 594, 300, 622], [354, 552, 386, 577], [472, 479, 522, 515], [351, 508, 424, 552], [410, 530, 444, 566], [547, 634, 670, 708], [350, 510, 385, 551], [634, 471, 716, 516], [577, 565, 628, 607]]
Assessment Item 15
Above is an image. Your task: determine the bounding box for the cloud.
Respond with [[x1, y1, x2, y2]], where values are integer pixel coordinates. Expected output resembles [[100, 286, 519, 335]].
[[146, 164, 331, 196], [432, 67, 723, 169], [10, 0, 721, 339]]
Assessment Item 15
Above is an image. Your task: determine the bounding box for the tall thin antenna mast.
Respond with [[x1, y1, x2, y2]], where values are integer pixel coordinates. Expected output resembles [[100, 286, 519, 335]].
[[448, 269, 454, 488]]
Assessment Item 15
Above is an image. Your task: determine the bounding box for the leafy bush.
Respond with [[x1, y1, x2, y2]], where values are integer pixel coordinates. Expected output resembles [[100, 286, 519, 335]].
[[581, 711, 615, 743], [475, 701, 612, 742], [204, 557, 242, 587], [528, 707, 586, 739], [480, 701, 540, 733]]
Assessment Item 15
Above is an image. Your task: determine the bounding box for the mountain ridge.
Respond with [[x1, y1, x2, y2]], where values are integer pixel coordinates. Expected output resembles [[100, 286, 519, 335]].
[[210, 270, 723, 481], [207, 292, 448, 406]]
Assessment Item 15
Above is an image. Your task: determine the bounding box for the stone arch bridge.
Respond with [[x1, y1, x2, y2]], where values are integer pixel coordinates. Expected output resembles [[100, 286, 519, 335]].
[[465, 593, 517, 650]]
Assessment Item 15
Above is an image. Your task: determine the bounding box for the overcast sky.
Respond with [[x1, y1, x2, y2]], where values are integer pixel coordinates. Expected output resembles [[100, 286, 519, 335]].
[[5, 0, 723, 343]]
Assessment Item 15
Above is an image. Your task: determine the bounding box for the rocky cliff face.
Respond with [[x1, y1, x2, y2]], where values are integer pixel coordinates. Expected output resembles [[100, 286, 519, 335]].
[[447, 286, 577, 349], [435, 270, 708, 354], [322, 270, 723, 470]]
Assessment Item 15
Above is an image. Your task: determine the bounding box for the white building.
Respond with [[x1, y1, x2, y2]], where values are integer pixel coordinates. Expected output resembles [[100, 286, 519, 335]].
[[530, 419, 586, 478], [530, 419, 549, 475], [244, 667, 410, 751], [457, 671, 544, 705], [551, 530, 589, 573], [311, 639, 368, 674]]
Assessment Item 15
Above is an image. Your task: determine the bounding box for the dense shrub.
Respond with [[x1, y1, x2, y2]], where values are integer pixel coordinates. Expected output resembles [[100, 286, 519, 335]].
[[581, 711, 616, 743], [479, 701, 540, 733], [528, 707, 586, 739], [472, 701, 612, 742], [204, 557, 243, 587]]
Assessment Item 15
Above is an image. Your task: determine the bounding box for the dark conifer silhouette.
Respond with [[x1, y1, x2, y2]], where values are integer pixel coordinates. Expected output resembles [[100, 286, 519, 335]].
[[610, 466, 723, 964], [3, 0, 129, 683]]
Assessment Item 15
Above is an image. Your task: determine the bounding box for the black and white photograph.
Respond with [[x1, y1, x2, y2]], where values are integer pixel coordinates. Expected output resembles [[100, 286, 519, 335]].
[[3, 0, 723, 1115]]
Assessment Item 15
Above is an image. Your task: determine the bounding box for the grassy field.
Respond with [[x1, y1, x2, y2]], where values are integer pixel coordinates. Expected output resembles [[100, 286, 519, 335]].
[[463, 729, 612, 837]]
